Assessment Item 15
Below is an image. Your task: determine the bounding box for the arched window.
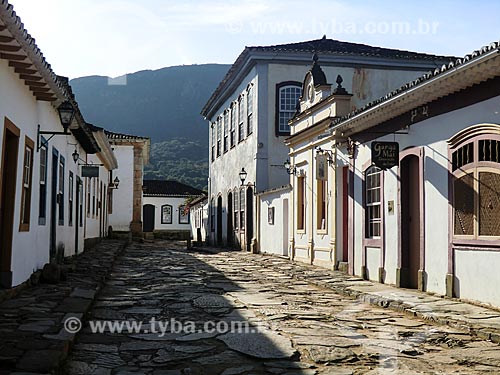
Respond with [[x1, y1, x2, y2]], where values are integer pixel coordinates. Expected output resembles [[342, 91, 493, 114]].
[[275, 81, 302, 136], [161, 204, 172, 224], [365, 165, 382, 238], [450, 125, 500, 238]]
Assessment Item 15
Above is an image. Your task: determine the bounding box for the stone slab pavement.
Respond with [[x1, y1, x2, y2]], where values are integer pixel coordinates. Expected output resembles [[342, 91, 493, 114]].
[[0, 239, 128, 375], [65, 241, 500, 374], [225, 248, 500, 345]]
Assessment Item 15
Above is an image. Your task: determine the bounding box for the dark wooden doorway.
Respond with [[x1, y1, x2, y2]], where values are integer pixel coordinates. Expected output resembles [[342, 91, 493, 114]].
[[246, 187, 253, 252], [400, 154, 421, 289], [143, 204, 155, 232], [216, 196, 222, 246], [0, 119, 20, 288], [227, 192, 233, 246]]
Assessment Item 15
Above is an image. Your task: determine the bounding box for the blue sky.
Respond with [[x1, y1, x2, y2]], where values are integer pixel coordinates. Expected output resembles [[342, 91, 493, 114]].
[[8, 0, 500, 79]]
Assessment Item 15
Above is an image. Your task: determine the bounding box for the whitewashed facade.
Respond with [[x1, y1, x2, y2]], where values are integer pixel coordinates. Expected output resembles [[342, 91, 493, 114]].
[[0, 2, 111, 287], [190, 196, 208, 245], [202, 37, 454, 252], [256, 186, 290, 256], [332, 42, 500, 307]]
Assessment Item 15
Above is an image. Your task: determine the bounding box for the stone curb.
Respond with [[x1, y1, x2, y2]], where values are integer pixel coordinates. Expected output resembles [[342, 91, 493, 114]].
[[285, 264, 500, 345], [194, 246, 500, 346], [0, 240, 129, 375]]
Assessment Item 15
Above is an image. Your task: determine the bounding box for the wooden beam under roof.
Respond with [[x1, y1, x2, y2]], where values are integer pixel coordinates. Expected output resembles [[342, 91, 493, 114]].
[[0, 36, 14, 43], [15, 67, 37, 75], [0, 52, 27, 61], [33, 93, 56, 101], [9, 61, 32, 69], [24, 80, 47, 87], [19, 74, 42, 81], [0, 44, 21, 52], [29, 86, 51, 93]]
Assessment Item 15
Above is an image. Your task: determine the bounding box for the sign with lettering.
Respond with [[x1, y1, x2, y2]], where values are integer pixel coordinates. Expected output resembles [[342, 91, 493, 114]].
[[371, 142, 399, 170], [81, 166, 99, 178], [316, 154, 327, 180]]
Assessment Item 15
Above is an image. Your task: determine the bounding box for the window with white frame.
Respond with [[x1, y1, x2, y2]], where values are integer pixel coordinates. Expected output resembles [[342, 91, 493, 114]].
[[238, 95, 245, 142], [247, 85, 253, 136], [216, 116, 222, 157], [20, 137, 34, 231], [230, 103, 236, 148], [161, 204, 172, 224], [365, 166, 382, 238], [69, 172, 74, 226], [224, 110, 229, 152], [276, 82, 301, 135], [58, 156, 65, 225], [211, 122, 215, 162], [452, 134, 500, 238], [39, 141, 48, 224]]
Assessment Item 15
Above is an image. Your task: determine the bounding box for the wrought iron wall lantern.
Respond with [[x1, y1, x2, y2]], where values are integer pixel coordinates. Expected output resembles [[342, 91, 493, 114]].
[[239, 168, 256, 188], [108, 177, 120, 190], [37, 101, 75, 151], [315, 146, 334, 165], [283, 159, 297, 175]]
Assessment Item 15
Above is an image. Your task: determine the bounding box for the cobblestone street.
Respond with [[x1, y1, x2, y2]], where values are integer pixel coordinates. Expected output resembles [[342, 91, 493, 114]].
[[63, 241, 500, 375]]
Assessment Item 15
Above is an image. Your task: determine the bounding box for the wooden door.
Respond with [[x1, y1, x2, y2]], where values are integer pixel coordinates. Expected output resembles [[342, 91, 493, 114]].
[[401, 155, 421, 288], [0, 119, 20, 288], [143, 204, 155, 232]]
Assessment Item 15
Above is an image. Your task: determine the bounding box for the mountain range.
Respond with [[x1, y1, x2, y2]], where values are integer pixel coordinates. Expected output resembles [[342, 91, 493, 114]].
[[70, 64, 231, 190]]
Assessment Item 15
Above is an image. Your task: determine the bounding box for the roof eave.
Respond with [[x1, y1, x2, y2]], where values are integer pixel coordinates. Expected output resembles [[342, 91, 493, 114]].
[[333, 47, 500, 139]]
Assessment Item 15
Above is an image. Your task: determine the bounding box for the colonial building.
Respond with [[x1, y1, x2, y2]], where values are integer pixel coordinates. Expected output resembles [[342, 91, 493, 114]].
[[0, 1, 113, 287], [286, 56, 354, 268], [106, 131, 150, 238], [328, 41, 500, 307], [142, 179, 204, 238], [202, 36, 454, 251]]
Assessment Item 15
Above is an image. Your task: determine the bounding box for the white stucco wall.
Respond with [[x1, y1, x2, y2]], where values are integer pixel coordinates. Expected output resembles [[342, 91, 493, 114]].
[[190, 201, 208, 243], [108, 145, 134, 232], [143, 196, 191, 231], [258, 188, 290, 256], [0, 58, 94, 286]]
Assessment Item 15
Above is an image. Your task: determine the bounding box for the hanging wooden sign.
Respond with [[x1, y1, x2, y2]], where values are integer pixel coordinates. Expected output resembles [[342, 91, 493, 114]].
[[81, 166, 99, 178], [371, 141, 399, 169]]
